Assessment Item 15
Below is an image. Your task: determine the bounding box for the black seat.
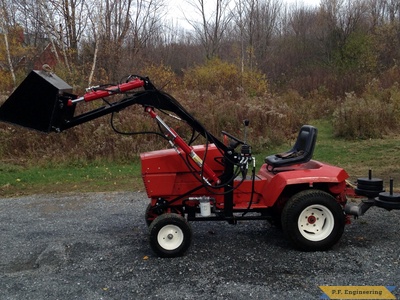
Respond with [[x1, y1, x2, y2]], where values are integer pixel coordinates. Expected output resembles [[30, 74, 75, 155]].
[[265, 125, 318, 169]]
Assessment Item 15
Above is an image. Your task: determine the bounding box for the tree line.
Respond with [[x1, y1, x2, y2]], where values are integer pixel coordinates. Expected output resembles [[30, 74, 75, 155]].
[[0, 0, 400, 97]]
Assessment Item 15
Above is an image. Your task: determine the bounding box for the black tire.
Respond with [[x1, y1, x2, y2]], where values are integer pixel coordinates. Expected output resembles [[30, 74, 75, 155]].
[[149, 213, 192, 258], [281, 190, 345, 251], [145, 203, 182, 227]]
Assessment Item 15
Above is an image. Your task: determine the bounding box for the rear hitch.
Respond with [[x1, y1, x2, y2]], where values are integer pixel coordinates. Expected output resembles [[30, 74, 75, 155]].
[[345, 198, 375, 217], [346, 173, 400, 217]]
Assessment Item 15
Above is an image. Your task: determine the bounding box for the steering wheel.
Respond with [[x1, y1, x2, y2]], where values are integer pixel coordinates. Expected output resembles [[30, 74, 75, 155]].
[[221, 130, 244, 148]]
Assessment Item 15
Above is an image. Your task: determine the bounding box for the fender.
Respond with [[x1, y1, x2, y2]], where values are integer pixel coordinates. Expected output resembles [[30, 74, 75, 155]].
[[258, 160, 349, 207]]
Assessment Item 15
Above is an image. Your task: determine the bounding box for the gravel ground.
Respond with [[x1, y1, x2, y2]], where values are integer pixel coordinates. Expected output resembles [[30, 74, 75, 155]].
[[0, 191, 399, 300]]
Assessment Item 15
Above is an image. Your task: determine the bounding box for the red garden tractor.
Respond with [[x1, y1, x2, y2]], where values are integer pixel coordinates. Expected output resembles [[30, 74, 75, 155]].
[[1, 70, 399, 257]]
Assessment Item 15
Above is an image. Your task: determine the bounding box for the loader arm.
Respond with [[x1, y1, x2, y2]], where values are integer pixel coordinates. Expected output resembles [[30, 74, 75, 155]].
[[63, 86, 228, 153], [0, 71, 237, 187], [0, 71, 227, 152]]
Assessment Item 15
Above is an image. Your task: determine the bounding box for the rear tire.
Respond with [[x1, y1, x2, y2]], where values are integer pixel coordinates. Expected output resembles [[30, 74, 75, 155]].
[[281, 190, 345, 251], [149, 213, 192, 258]]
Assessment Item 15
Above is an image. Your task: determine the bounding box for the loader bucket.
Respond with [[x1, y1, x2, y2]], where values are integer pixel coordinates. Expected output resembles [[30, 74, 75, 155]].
[[0, 70, 76, 133]]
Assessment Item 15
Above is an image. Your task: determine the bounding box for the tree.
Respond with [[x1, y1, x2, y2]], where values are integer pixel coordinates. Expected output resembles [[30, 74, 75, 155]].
[[84, 0, 103, 86], [0, 0, 27, 89], [0, 0, 16, 87], [185, 0, 233, 59], [13, 0, 88, 72], [244, 0, 281, 70], [92, 0, 165, 80]]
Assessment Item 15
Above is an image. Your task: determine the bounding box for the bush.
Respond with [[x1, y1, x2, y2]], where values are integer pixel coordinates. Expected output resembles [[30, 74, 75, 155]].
[[332, 81, 400, 139], [140, 64, 178, 92], [183, 58, 267, 97], [174, 88, 306, 153], [0, 59, 344, 166]]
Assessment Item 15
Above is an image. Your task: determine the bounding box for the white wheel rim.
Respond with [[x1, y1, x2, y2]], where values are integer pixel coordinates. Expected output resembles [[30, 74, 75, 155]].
[[298, 204, 334, 242], [157, 224, 184, 250]]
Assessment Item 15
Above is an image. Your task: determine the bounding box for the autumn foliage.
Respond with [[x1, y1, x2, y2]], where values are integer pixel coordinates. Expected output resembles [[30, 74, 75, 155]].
[[2, 0, 400, 166]]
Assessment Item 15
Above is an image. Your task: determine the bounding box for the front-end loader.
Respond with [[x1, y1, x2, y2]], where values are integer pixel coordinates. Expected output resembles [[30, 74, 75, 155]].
[[1, 70, 399, 257]]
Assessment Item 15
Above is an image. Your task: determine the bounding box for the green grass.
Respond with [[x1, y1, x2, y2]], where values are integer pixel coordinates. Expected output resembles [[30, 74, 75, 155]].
[[0, 162, 143, 197], [257, 119, 400, 187], [312, 119, 400, 182], [2, 119, 400, 197]]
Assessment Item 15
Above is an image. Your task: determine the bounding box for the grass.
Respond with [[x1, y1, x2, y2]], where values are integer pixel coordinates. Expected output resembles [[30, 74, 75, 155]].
[[255, 119, 400, 188], [0, 162, 143, 197], [312, 119, 400, 184], [2, 119, 400, 197]]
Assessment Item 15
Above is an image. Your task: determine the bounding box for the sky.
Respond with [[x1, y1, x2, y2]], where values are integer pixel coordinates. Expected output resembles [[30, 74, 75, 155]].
[[286, 0, 320, 6], [167, 0, 322, 30]]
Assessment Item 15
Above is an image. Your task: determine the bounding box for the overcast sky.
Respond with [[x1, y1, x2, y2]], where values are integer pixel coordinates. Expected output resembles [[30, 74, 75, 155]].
[[286, 0, 320, 6], [167, 0, 321, 30]]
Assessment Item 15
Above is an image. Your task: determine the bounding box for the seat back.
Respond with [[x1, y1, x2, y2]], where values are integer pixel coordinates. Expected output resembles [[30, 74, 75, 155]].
[[265, 125, 318, 168], [293, 125, 317, 156]]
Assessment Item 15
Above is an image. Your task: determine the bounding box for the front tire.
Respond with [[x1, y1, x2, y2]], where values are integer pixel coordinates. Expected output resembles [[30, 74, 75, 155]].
[[145, 203, 157, 227], [281, 190, 345, 251], [149, 213, 192, 258]]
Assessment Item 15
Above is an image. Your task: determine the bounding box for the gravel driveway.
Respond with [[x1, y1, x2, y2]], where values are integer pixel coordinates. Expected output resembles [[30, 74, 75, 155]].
[[0, 192, 399, 299]]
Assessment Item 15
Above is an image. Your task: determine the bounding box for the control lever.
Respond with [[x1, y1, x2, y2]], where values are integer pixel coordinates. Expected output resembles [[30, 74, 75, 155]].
[[221, 120, 251, 154], [243, 119, 249, 143], [241, 120, 251, 157]]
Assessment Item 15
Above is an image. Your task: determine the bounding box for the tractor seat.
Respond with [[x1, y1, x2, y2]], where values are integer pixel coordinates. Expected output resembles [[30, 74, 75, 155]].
[[265, 125, 318, 170]]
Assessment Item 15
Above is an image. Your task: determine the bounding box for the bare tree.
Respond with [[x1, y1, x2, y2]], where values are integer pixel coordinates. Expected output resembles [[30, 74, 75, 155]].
[[250, 0, 281, 68], [387, 0, 400, 23], [285, 4, 321, 61], [0, 0, 18, 87], [89, 0, 165, 79], [84, 1, 104, 86], [232, 0, 281, 70], [60, 0, 86, 58], [13, 0, 88, 71], [185, 0, 233, 59], [235, 0, 245, 73], [321, 0, 368, 38], [368, 0, 388, 28], [130, 0, 166, 56]]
